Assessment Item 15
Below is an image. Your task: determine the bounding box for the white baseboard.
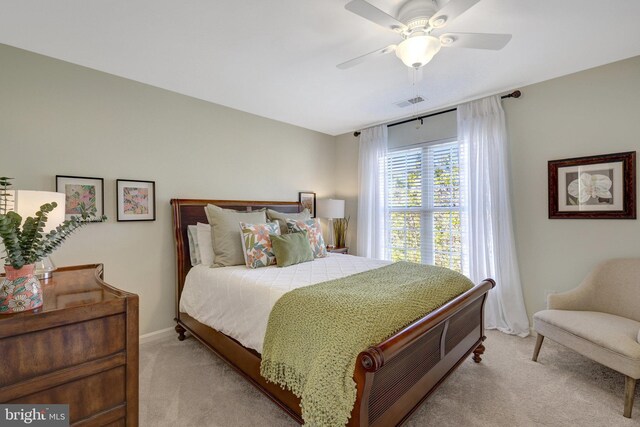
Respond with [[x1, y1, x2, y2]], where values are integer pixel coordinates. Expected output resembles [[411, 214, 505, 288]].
[[139, 327, 175, 344]]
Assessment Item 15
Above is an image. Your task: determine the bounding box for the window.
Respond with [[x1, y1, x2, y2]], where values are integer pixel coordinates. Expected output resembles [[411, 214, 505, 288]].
[[384, 139, 464, 272]]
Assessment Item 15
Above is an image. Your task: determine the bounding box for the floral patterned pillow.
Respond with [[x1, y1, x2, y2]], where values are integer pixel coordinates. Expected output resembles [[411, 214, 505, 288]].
[[239, 222, 281, 268], [286, 218, 327, 258]]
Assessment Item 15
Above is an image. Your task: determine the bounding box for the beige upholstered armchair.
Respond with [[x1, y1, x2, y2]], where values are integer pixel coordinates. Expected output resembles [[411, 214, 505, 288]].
[[532, 258, 640, 418]]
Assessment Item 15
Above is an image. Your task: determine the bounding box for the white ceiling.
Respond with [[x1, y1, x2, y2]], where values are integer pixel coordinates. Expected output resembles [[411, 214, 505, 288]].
[[2, 0, 640, 136]]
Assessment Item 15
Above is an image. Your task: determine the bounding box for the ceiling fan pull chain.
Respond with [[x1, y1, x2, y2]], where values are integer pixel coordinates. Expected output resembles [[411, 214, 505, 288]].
[[411, 68, 422, 129]]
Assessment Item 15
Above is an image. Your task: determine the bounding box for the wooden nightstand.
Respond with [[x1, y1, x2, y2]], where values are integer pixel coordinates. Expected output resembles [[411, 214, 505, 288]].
[[327, 246, 349, 254], [0, 264, 139, 426]]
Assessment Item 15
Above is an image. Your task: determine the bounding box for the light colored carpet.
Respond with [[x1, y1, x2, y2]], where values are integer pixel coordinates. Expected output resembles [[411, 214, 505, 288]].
[[140, 330, 639, 426]]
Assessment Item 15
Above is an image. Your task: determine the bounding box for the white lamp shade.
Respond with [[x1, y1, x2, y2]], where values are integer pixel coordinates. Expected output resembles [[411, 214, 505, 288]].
[[395, 35, 441, 68], [316, 199, 345, 219], [9, 190, 66, 233]]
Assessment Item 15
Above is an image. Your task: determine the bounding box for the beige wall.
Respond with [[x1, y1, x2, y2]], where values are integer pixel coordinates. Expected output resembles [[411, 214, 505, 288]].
[[505, 55, 640, 320], [334, 133, 359, 252], [335, 55, 640, 321], [0, 44, 337, 335]]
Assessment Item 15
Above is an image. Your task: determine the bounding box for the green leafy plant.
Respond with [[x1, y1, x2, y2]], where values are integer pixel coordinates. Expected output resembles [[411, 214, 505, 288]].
[[0, 177, 13, 214], [0, 178, 106, 269]]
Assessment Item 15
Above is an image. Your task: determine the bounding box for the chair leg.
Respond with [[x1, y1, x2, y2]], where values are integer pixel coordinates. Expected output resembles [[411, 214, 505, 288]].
[[532, 334, 544, 362], [624, 376, 636, 418]]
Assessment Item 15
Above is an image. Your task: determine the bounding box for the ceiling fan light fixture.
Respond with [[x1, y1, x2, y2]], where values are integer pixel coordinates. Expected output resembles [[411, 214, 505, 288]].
[[396, 35, 441, 68]]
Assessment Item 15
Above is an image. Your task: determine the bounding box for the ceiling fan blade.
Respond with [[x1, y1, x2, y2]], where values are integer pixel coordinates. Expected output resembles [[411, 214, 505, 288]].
[[337, 44, 397, 69], [439, 32, 512, 50], [345, 0, 407, 32], [429, 0, 480, 29]]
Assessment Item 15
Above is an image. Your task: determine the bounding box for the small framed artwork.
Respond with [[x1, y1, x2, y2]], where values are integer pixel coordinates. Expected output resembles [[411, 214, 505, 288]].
[[55, 175, 104, 222], [116, 179, 156, 221], [299, 191, 316, 218], [548, 151, 636, 219]]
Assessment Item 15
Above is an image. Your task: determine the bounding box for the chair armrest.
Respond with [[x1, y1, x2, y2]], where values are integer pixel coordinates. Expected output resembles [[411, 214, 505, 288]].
[[547, 287, 591, 311]]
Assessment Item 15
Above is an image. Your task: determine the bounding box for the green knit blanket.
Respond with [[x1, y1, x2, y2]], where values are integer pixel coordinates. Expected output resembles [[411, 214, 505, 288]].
[[260, 261, 474, 426]]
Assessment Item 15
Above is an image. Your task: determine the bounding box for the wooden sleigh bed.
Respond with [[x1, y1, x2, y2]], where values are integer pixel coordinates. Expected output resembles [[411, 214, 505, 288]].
[[171, 198, 495, 426]]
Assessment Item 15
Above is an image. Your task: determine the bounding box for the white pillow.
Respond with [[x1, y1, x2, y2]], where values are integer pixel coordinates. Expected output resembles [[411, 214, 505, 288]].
[[187, 225, 201, 266], [197, 222, 215, 266]]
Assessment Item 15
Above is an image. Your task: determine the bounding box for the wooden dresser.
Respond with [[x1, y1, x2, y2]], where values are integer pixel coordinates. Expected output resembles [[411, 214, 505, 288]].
[[0, 264, 139, 426]]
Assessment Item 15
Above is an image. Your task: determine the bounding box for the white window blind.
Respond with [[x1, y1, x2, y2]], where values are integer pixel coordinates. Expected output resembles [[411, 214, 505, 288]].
[[384, 140, 464, 272]]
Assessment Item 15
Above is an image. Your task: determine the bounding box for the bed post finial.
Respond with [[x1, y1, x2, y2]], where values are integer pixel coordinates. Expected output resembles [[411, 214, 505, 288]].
[[360, 347, 384, 371]]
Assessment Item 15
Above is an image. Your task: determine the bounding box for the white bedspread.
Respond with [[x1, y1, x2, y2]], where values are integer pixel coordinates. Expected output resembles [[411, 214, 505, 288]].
[[179, 253, 390, 353]]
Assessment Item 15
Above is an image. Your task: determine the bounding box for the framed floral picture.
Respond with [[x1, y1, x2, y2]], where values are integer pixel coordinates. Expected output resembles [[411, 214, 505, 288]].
[[548, 151, 636, 219], [56, 175, 104, 222], [299, 191, 316, 218], [116, 179, 156, 221]]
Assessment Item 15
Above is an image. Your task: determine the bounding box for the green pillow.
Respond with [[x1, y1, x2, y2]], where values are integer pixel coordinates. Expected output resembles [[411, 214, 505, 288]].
[[271, 231, 314, 267]]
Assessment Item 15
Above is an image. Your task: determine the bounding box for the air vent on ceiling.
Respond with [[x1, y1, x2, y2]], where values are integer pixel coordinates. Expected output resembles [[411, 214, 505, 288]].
[[395, 96, 425, 108]]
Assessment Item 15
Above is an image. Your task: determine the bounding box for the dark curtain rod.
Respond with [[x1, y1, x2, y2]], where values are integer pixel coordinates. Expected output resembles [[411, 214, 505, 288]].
[[353, 90, 521, 137]]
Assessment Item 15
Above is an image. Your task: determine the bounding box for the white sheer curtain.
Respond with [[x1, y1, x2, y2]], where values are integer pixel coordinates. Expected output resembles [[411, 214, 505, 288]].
[[458, 96, 530, 337], [357, 125, 388, 259]]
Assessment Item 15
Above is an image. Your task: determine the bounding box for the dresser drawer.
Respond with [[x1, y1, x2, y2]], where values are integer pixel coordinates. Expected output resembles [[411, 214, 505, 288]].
[[0, 314, 126, 387], [10, 366, 126, 424], [0, 265, 138, 426]]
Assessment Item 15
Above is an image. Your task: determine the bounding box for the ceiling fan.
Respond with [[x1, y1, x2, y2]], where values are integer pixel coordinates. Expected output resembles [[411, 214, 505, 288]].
[[337, 0, 512, 70]]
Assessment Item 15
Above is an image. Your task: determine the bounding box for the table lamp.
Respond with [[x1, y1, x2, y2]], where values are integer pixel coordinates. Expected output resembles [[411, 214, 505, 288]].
[[316, 199, 345, 248]]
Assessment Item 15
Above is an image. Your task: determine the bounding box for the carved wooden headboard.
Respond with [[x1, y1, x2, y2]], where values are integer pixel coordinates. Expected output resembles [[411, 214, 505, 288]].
[[170, 199, 301, 317]]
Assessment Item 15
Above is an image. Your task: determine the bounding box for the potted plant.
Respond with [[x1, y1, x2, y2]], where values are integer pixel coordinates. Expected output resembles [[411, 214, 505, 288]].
[[0, 177, 104, 313], [333, 216, 349, 248]]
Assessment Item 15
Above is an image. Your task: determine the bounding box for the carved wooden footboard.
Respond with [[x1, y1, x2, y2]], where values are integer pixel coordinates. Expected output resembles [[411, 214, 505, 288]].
[[171, 198, 494, 426], [351, 283, 492, 426]]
